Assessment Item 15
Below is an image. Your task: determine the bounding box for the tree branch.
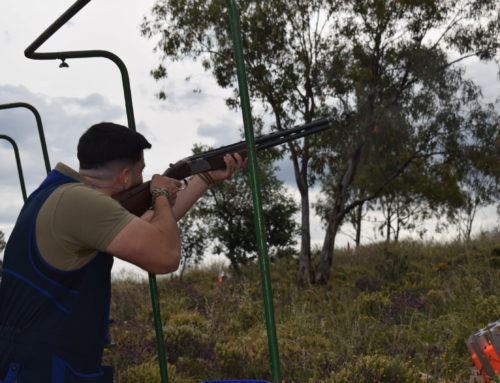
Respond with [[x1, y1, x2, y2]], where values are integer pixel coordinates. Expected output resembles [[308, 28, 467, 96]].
[[339, 150, 446, 222]]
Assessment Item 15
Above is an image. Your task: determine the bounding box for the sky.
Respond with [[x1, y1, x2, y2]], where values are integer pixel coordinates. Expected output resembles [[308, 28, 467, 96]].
[[0, 0, 499, 275]]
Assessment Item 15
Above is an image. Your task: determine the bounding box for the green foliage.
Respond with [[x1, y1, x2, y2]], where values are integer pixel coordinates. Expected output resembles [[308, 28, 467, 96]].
[[189, 147, 298, 271], [354, 291, 392, 318], [490, 245, 500, 269], [375, 248, 410, 284], [105, 232, 500, 382], [330, 354, 421, 383], [178, 210, 206, 280]]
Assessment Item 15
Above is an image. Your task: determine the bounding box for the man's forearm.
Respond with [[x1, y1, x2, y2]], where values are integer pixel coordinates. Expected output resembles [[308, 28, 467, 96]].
[[152, 194, 178, 229], [171, 175, 209, 220], [150, 196, 181, 264]]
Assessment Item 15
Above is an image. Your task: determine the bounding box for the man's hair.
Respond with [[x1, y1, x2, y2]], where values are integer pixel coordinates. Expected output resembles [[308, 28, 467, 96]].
[[78, 122, 152, 169]]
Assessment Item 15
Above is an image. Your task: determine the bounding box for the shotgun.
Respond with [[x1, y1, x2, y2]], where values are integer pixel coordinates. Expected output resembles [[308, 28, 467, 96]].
[[114, 116, 334, 216]]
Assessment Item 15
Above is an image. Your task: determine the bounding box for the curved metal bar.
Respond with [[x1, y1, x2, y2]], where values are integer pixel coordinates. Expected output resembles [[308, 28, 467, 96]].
[[24, 1, 168, 381], [0, 103, 51, 174], [24, 0, 136, 131], [0, 134, 28, 202]]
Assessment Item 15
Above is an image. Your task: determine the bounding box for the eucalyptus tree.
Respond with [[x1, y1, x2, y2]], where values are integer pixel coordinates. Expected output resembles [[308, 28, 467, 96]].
[[310, 0, 499, 282], [374, 157, 465, 243], [454, 107, 500, 241], [188, 146, 298, 272], [178, 210, 207, 280], [141, 0, 499, 283], [141, 0, 344, 284]]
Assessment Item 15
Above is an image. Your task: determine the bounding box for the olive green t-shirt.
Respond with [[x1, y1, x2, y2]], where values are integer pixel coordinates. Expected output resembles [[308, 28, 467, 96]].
[[35, 163, 135, 271]]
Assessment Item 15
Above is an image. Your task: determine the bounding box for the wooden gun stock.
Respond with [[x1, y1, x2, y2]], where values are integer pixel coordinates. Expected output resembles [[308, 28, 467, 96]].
[[113, 151, 245, 216], [113, 117, 333, 216]]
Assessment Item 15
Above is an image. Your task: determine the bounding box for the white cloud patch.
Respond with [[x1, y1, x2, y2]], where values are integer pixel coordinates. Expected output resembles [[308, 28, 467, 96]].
[[1, 30, 10, 43], [196, 118, 243, 148], [0, 84, 147, 239]]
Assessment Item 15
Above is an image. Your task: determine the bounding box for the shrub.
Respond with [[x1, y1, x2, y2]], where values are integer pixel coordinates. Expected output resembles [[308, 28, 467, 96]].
[[214, 330, 270, 379], [490, 246, 500, 268], [375, 249, 410, 284], [164, 311, 213, 363], [120, 361, 193, 383], [119, 360, 162, 383], [474, 295, 500, 327], [354, 291, 392, 319], [329, 354, 421, 383]]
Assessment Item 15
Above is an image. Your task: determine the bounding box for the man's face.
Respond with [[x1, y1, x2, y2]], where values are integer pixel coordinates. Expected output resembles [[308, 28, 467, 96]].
[[128, 153, 145, 188]]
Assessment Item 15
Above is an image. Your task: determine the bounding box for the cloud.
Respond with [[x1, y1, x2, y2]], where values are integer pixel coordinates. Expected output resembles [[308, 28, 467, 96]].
[[1, 30, 10, 44], [0, 189, 24, 223], [275, 157, 297, 187], [0, 85, 137, 237], [147, 78, 210, 112], [464, 59, 500, 104], [196, 117, 243, 148]]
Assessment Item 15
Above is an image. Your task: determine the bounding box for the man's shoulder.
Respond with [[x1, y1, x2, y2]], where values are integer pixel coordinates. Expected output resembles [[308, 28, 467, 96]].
[[45, 182, 127, 222], [56, 182, 105, 197]]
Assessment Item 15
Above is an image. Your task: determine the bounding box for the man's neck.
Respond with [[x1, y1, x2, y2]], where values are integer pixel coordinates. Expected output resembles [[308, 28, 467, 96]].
[[80, 174, 121, 196]]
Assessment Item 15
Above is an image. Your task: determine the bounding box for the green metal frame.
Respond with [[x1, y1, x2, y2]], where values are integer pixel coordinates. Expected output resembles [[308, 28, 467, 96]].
[[0, 134, 27, 202], [25, 1, 167, 381], [24, 0, 136, 131], [226, 1, 281, 381], [0, 103, 51, 174]]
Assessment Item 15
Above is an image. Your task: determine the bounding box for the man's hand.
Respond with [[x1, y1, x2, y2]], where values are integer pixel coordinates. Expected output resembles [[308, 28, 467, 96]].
[[150, 174, 183, 206], [208, 153, 247, 183]]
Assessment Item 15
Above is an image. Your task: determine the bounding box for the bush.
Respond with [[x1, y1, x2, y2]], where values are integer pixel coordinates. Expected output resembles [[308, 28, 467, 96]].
[[375, 248, 410, 284], [354, 291, 392, 319], [164, 312, 212, 363], [120, 360, 162, 383], [214, 330, 270, 379], [490, 246, 500, 268], [329, 354, 421, 383], [474, 295, 500, 327]]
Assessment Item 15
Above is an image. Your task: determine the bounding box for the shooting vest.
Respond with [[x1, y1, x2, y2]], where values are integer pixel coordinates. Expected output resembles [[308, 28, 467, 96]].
[[0, 170, 113, 383]]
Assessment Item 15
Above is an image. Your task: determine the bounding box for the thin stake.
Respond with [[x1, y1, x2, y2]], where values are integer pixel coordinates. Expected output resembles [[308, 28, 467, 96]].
[[226, 1, 282, 382]]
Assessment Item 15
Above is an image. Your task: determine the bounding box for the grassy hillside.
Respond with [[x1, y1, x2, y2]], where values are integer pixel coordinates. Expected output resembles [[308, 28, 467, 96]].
[[104, 231, 500, 382]]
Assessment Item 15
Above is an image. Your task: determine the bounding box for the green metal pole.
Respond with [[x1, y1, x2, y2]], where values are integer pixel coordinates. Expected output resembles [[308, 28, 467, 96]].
[[147, 274, 169, 383], [226, 1, 281, 382], [24, 1, 168, 381], [0, 134, 28, 202], [0, 103, 51, 174]]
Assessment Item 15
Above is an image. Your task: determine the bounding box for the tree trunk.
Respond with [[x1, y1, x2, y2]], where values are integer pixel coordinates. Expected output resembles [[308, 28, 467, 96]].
[[395, 201, 401, 242], [297, 188, 312, 285], [314, 213, 340, 283], [294, 140, 312, 286], [314, 144, 364, 283], [386, 203, 392, 243], [355, 202, 363, 248], [179, 259, 187, 281], [464, 198, 478, 242]]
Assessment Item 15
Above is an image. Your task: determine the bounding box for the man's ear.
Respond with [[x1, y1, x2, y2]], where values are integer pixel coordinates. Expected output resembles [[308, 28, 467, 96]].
[[118, 167, 131, 187]]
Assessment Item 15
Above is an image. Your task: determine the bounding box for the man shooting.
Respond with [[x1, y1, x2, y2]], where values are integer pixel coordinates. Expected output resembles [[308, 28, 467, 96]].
[[0, 122, 245, 382]]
